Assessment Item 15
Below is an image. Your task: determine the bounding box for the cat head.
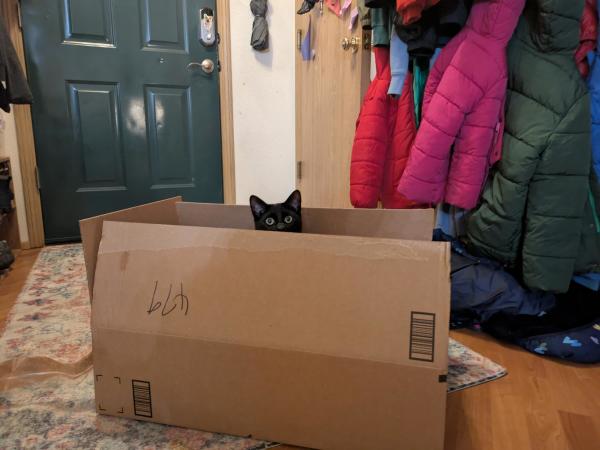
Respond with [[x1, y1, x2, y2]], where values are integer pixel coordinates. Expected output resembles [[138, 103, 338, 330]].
[[249, 190, 302, 232]]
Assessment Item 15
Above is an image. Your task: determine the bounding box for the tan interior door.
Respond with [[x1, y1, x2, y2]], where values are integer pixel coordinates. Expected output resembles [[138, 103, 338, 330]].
[[296, 1, 371, 208]]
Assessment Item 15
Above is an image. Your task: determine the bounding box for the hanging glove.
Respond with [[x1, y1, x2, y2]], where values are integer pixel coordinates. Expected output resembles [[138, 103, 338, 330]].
[[297, 0, 318, 15]]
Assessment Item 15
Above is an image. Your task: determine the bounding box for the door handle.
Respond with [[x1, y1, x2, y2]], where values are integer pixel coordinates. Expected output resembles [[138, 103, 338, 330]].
[[187, 59, 215, 74], [341, 36, 360, 53]]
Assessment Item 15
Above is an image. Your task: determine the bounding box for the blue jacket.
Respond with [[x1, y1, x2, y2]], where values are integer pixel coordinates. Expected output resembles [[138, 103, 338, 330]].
[[575, 3, 600, 276], [589, 3, 600, 179], [388, 32, 409, 96]]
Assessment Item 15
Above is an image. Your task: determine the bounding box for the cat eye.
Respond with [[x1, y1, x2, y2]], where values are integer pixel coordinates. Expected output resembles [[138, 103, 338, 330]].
[[265, 217, 275, 226], [284, 216, 293, 224]]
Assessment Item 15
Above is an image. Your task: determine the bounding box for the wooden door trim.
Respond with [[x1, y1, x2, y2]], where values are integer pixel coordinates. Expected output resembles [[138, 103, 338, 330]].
[[0, 0, 44, 248], [295, 1, 304, 193], [3, 0, 236, 249], [217, 0, 235, 204]]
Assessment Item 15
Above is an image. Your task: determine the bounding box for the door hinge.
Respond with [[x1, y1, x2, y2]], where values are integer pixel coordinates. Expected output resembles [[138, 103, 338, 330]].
[[296, 29, 303, 50], [17, 1, 23, 29], [296, 161, 302, 180], [34, 166, 41, 190]]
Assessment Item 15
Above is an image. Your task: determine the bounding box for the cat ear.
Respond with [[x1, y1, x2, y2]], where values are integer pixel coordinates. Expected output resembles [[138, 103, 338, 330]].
[[249, 195, 268, 219], [284, 190, 301, 213]]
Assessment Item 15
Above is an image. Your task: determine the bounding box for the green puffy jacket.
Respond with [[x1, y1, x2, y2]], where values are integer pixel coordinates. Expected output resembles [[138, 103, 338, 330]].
[[575, 172, 600, 275], [467, 0, 592, 293]]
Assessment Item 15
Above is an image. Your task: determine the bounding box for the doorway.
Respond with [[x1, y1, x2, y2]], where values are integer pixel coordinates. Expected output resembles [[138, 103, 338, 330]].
[[21, 0, 225, 242]]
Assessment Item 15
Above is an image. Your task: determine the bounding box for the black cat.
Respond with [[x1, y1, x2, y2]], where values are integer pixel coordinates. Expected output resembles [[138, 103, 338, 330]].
[[250, 190, 302, 232]]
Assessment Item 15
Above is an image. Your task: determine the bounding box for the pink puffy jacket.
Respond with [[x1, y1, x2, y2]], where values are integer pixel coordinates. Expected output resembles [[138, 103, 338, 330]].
[[397, 0, 525, 209]]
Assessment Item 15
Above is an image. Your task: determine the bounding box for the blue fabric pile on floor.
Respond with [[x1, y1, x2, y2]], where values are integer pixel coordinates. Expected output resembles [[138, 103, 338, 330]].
[[436, 230, 600, 364], [483, 284, 600, 364]]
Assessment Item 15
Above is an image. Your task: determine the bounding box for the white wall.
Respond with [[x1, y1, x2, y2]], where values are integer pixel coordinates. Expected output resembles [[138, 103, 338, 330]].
[[0, 111, 29, 245], [229, 0, 296, 204]]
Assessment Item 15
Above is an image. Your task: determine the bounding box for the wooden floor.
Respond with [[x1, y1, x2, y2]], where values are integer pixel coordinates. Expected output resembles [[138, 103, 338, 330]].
[[277, 329, 600, 450], [0, 249, 40, 330], [1, 250, 599, 450]]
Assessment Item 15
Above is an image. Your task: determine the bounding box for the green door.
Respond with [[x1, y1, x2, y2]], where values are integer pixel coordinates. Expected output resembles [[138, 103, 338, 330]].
[[21, 0, 224, 243]]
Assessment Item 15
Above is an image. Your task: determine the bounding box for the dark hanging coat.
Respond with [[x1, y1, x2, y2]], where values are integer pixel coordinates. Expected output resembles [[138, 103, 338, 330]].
[[0, 20, 33, 112], [393, 0, 471, 57], [467, 0, 592, 293]]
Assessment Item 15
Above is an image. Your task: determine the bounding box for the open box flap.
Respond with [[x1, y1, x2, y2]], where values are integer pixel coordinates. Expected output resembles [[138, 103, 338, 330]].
[[80, 197, 181, 298], [176, 202, 435, 241], [93, 221, 450, 370], [81, 199, 435, 299]]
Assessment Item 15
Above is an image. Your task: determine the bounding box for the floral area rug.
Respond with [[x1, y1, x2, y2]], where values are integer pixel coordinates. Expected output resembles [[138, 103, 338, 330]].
[[0, 245, 506, 449], [447, 338, 506, 393], [0, 244, 90, 365], [0, 245, 269, 449], [0, 371, 271, 450]]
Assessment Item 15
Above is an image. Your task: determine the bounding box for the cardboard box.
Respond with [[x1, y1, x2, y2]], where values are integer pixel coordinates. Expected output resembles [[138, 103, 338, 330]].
[[81, 198, 450, 450]]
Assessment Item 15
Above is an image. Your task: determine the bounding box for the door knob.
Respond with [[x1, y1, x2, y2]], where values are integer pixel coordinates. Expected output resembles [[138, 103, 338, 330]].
[[341, 36, 360, 53], [187, 59, 215, 74], [341, 37, 350, 51]]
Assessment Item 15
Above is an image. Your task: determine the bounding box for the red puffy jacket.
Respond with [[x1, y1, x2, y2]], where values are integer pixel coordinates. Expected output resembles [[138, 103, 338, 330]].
[[350, 47, 422, 209], [576, 0, 598, 78]]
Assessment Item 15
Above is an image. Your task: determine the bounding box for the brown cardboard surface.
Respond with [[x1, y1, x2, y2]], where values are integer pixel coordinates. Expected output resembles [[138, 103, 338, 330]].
[[79, 197, 181, 298], [176, 202, 435, 241], [90, 214, 450, 450], [93, 329, 447, 450], [81, 199, 450, 450], [94, 221, 449, 369]]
